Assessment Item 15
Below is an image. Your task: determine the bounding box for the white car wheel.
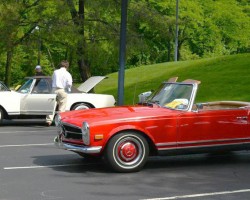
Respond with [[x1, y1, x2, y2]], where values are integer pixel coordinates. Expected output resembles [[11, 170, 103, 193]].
[[72, 103, 91, 110]]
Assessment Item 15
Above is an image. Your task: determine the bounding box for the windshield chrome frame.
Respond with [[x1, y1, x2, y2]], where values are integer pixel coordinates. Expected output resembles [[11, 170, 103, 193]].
[[186, 83, 198, 112]]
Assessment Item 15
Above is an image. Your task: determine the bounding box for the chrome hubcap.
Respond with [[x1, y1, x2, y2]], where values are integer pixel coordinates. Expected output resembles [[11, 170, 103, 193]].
[[114, 136, 144, 167], [75, 105, 89, 110], [119, 142, 137, 162]]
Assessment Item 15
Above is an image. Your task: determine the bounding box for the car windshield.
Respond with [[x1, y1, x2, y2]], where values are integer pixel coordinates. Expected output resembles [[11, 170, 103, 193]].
[[147, 83, 194, 110], [0, 82, 10, 91], [17, 79, 33, 94]]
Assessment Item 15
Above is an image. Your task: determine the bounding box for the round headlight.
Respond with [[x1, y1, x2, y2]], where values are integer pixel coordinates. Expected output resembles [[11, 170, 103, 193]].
[[81, 122, 90, 145]]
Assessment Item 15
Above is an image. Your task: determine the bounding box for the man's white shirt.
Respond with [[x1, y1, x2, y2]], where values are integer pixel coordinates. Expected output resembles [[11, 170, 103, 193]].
[[52, 67, 72, 90]]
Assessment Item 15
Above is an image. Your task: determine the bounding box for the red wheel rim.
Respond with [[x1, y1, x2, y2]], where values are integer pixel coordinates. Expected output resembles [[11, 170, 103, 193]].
[[118, 141, 138, 162], [113, 135, 145, 168]]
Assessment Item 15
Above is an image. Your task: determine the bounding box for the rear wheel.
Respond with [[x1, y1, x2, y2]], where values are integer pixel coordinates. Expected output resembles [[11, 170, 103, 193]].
[[72, 103, 91, 110], [104, 132, 149, 172]]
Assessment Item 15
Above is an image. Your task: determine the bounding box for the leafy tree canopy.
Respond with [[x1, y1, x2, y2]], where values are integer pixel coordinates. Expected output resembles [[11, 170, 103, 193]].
[[0, 0, 249, 86]]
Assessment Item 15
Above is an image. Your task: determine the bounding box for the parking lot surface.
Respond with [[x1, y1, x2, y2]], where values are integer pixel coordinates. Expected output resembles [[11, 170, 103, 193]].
[[1, 120, 250, 200]]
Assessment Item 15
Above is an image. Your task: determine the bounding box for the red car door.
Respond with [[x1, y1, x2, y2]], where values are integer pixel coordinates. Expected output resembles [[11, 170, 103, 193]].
[[177, 108, 250, 148]]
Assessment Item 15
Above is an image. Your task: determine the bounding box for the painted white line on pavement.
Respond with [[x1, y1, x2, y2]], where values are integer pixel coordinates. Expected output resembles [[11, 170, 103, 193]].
[[0, 143, 53, 148], [140, 189, 250, 200], [4, 163, 97, 170]]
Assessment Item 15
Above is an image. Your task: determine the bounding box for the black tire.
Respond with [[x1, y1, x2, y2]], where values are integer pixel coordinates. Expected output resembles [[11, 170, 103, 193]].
[[104, 132, 149, 172], [72, 103, 91, 110], [0, 107, 4, 125]]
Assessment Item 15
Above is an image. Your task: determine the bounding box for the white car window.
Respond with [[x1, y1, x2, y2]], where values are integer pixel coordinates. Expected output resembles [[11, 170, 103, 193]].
[[0, 82, 9, 91], [32, 79, 50, 94]]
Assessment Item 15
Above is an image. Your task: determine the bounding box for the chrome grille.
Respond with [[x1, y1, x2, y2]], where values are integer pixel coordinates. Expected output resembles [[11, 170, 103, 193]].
[[61, 123, 82, 140]]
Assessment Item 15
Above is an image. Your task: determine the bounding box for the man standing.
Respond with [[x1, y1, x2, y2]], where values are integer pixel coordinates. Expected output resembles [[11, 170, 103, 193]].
[[35, 65, 45, 76], [46, 60, 72, 126], [52, 60, 73, 113]]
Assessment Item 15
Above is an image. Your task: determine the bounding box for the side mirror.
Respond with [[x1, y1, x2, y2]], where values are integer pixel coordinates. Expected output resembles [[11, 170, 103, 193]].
[[196, 103, 203, 110], [138, 91, 152, 104]]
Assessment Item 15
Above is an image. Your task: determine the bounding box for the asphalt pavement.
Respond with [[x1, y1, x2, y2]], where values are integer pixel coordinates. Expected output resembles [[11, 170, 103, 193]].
[[0, 120, 250, 200]]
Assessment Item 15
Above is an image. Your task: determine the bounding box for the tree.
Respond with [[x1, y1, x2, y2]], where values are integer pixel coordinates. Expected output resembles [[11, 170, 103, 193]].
[[0, 1, 41, 86], [65, 0, 89, 81], [0, 0, 249, 86]]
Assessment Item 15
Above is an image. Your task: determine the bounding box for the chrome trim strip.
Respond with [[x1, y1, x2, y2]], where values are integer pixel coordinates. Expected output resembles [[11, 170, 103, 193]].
[[65, 131, 82, 135], [7, 112, 20, 115], [187, 83, 198, 112], [65, 144, 102, 154], [178, 137, 250, 145], [156, 142, 177, 147], [54, 137, 102, 154], [156, 137, 250, 147], [62, 122, 81, 129], [20, 112, 54, 115], [157, 141, 250, 151]]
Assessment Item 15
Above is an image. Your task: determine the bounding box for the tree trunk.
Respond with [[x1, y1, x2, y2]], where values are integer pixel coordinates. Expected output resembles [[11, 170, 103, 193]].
[[77, 0, 91, 81], [66, 0, 91, 82], [5, 49, 13, 87], [167, 41, 171, 62], [178, 40, 184, 61]]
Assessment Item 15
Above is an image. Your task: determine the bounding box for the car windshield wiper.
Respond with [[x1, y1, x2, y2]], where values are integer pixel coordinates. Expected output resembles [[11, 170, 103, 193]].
[[146, 100, 161, 107]]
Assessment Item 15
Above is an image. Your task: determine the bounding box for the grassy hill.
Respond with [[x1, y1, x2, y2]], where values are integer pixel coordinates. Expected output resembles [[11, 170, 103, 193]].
[[95, 53, 250, 105]]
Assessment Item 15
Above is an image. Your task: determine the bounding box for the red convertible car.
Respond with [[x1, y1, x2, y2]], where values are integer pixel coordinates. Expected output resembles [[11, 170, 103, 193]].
[[54, 77, 250, 172]]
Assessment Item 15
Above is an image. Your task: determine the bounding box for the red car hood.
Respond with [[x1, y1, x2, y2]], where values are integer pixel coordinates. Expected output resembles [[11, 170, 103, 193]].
[[60, 105, 180, 128]]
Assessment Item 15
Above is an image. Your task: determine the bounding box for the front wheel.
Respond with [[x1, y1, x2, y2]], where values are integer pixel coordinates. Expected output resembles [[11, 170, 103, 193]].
[[104, 132, 149, 172]]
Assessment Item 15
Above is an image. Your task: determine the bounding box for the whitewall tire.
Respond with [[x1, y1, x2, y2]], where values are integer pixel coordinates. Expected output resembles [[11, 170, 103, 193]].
[[104, 132, 149, 172]]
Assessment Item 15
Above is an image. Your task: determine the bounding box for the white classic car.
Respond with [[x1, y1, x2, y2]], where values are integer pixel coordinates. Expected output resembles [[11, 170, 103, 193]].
[[0, 76, 116, 125]]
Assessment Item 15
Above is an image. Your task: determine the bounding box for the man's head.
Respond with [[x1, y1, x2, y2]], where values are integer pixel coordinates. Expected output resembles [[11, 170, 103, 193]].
[[59, 60, 69, 69], [35, 65, 42, 72]]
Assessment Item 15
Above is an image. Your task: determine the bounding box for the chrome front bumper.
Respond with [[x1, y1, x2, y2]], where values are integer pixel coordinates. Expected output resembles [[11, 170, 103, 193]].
[[54, 136, 102, 154]]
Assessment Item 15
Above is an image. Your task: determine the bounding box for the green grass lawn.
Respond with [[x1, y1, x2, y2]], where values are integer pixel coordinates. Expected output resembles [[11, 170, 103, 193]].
[[95, 53, 250, 105]]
